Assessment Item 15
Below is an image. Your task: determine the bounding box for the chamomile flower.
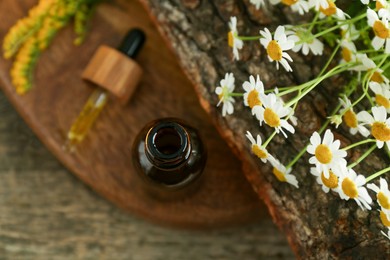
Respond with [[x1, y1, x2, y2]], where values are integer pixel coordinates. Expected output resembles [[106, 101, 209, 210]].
[[357, 106, 390, 149], [367, 8, 390, 53], [249, 0, 266, 9], [370, 82, 390, 113], [215, 73, 235, 117], [339, 95, 370, 136], [376, 0, 390, 20], [259, 26, 295, 72], [360, 0, 369, 4], [354, 54, 390, 83], [307, 129, 347, 178], [336, 167, 372, 211], [381, 228, 390, 240], [367, 178, 390, 216], [288, 29, 324, 55], [242, 75, 265, 111], [340, 40, 357, 64], [310, 167, 339, 193], [269, 0, 309, 15], [246, 131, 274, 163], [228, 17, 244, 60], [253, 93, 295, 137], [317, 0, 347, 20], [270, 159, 299, 188]]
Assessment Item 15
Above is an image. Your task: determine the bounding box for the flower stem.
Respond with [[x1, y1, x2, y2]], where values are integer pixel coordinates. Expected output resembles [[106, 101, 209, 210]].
[[308, 12, 320, 32], [285, 63, 356, 107], [311, 12, 366, 40], [277, 42, 341, 98], [347, 144, 377, 169], [230, 93, 243, 97], [366, 166, 390, 183], [342, 139, 376, 151], [318, 41, 341, 77], [237, 35, 261, 41]]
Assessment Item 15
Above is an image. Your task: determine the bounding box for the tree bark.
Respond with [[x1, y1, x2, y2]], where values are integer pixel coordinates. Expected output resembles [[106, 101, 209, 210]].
[[139, 0, 390, 258]]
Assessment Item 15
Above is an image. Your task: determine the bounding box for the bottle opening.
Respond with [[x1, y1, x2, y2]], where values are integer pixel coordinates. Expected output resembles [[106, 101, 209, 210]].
[[155, 127, 182, 155], [146, 121, 190, 164]]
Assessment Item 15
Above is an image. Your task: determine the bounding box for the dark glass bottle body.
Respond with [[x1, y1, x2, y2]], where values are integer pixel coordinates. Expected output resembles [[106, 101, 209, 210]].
[[132, 118, 206, 199]]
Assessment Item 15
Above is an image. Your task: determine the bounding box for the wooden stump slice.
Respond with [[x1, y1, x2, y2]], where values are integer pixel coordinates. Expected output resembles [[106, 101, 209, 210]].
[[0, 0, 266, 229]]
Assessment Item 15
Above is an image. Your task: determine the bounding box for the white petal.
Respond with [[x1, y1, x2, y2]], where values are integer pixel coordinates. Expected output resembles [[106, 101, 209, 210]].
[[358, 187, 373, 204], [281, 120, 295, 134], [279, 40, 295, 50], [370, 81, 382, 94], [386, 39, 390, 54], [355, 175, 366, 186], [309, 156, 317, 164], [310, 131, 321, 146], [279, 58, 292, 72], [274, 26, 285, 41], [373, 106, 387, 122], [323, 129, 334, 146], [367, 9, 378, 26], [372, 36, 386, 50], [246, 131, 256, 145], [380, 177, 389, 190], [367, 183, 380, 193], [357, 111, 374, 124]]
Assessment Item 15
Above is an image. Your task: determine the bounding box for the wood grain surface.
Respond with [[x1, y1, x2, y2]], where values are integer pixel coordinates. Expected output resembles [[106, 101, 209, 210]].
[[0, 0, 265, 228], [139, 0, 390, 258], [0, 91, 293, 259]]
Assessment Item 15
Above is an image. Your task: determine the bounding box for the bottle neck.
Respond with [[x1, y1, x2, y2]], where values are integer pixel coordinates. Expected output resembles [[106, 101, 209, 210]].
[[145, 122, 191, 169]]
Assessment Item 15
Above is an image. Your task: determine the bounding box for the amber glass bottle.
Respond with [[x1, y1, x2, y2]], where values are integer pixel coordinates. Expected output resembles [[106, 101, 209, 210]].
[[132, 118, 206, 199]]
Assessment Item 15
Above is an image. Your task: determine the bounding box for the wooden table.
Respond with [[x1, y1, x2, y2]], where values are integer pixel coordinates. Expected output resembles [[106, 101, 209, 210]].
[[0, 91, 293, 259]]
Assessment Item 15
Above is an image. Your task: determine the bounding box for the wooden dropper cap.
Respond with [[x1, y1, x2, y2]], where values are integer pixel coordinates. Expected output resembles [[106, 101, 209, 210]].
[[82, 29, 146, 104]]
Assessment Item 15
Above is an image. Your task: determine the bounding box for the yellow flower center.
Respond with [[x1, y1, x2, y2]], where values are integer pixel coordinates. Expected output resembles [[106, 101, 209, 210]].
[[373, 20, 390, 39], [267, 40, 282, 61], [252, 145, 268, 159], [380, 210, 390, 227], [315, 144, 333, 164], [281, 0, 298, 6], [341, 178, 358, 198], [375, 94, 390, 109], [228, 31, 234, 47], [371, 71, 384, 83], [247, 90, 262, 108], [320, 1, 337, 16], [321, 170, 338, 189], [372, 122, 390, 142], [273, 167, 287, 182], [378, 192, 390, 209], [376, 1, 385, 11], [264, 108, 281, 127], [341, 47, 352, 62], [343, 109, 358, 128]]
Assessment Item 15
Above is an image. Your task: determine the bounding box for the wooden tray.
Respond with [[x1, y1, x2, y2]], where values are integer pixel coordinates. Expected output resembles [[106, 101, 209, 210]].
[[0, 0, 265, 228]]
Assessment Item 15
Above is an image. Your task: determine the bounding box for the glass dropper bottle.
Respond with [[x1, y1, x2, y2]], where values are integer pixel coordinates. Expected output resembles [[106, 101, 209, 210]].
[[133, 118, 207, 199], [65, 29, 146, 152]]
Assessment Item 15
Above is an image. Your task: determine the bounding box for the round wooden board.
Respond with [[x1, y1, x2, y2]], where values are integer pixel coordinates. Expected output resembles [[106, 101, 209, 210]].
[[0, 0, 265, 228]]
